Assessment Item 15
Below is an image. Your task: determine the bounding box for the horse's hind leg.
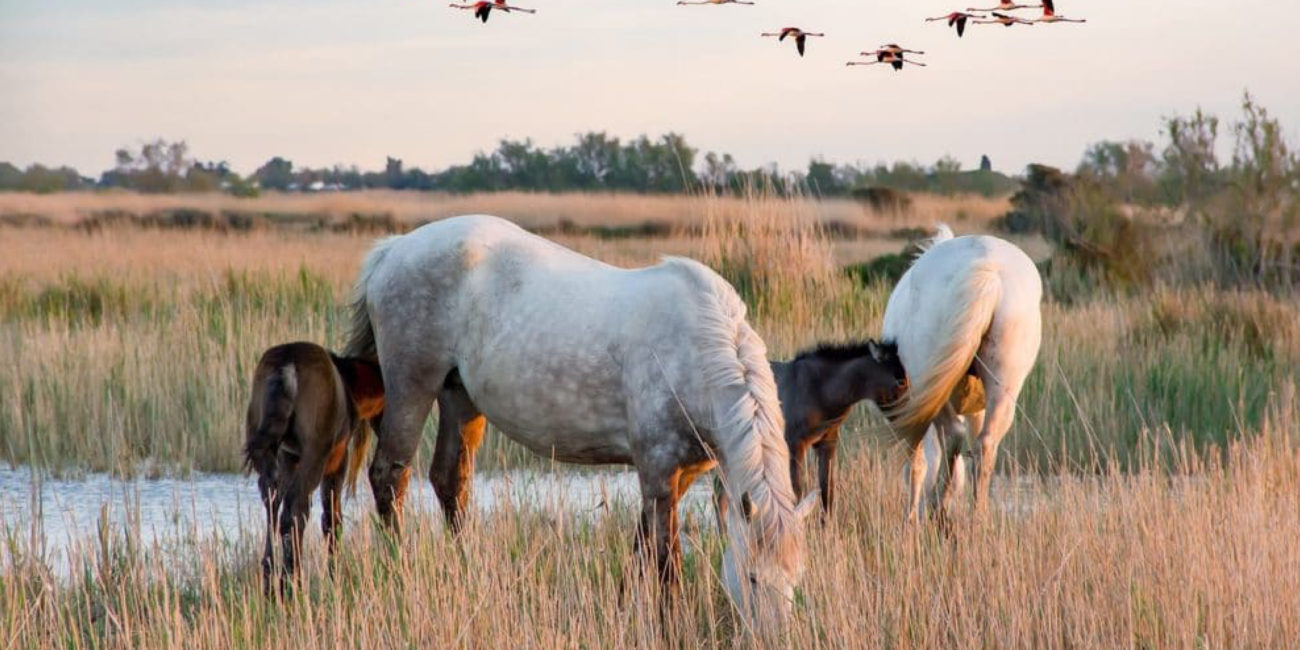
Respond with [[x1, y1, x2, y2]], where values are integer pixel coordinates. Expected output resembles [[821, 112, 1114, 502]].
[[970, 300, 1041, 516], [257, 471, 279, 593], [906, 435, 931, 525], [370, 370, 442, 530], [272, 452, 311, 594], [320, 439, 348, 558], [971, 394, 1017, 517], [970, 353, 1033, 517], [429, 383, 486, 533]]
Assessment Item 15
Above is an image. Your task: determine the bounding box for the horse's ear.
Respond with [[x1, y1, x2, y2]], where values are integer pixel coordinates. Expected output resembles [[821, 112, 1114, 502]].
[[795, 491, 819, 521], [866, 340, 882, 361], [740, 492, 754, 522]]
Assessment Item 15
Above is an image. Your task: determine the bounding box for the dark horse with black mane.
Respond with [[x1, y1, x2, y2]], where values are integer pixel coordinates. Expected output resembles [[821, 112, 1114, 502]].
[[770, 339, 908, 516], [243, 342, 385, 592]]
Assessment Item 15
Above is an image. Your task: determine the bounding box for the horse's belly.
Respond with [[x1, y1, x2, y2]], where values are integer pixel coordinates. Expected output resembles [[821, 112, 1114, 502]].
[[486, 412, 634, 466], [460, 356, 634, 466]]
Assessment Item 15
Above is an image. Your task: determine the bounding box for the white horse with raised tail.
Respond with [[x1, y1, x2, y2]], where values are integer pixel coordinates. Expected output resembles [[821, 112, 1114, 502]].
[[882, 225, 1042, 522], [343, 215, 814, 626]]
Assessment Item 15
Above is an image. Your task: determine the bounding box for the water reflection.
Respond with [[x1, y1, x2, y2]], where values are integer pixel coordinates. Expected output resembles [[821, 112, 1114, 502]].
[[0, 466, 715, 575]]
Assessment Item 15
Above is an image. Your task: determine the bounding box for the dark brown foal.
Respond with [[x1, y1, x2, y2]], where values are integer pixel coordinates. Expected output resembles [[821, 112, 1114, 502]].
[[243, 342, 385, 593], [769, 340, 906, 516]]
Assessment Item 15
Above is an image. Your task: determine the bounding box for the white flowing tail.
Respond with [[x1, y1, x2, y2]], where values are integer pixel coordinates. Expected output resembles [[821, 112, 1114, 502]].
[[888, 260, 1000, 447]]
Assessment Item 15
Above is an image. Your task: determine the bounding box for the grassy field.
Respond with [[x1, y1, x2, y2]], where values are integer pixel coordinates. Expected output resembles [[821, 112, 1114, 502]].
[[2, 189, 1298, 648]]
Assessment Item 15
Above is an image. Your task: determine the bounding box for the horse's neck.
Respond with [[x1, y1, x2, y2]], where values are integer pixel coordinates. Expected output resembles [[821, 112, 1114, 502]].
[[802, 357, 871, 417]]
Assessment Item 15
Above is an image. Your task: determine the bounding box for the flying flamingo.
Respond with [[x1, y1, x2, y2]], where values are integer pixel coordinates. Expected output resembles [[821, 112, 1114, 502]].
[[1034, 0, 1086, 23], [967, 1, 1039, 11], [925, 11, 985, 38], [971, 11, 1035, 26], [677, 0, 755, 5], [449, 0, 535, 23], [761, 27, 825, 57], [847, 51, 926, 71], [877, 43, 925, 57], [859, 46, 925, 66]]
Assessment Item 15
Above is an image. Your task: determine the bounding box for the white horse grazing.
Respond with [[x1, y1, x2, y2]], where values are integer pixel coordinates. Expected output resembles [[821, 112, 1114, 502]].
[[882, 226, 1042, 522], [343, 215, 814, 625]]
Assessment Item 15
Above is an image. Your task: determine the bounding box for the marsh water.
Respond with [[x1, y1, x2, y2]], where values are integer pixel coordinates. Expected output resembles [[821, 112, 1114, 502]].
[[1, 460, 1064, 580], [0, 466, 715, 575]]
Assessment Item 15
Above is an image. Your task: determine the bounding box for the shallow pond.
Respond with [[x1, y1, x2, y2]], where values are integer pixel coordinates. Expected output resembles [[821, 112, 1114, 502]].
[[0, 466, 715, 575]]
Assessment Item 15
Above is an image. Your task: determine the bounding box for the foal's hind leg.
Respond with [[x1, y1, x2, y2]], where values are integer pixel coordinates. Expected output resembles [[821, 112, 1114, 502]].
[[278, 443, 331, 591], [257, 471, 280, 593], [429, 384, 486, 533], [320, 439, 349, 557]]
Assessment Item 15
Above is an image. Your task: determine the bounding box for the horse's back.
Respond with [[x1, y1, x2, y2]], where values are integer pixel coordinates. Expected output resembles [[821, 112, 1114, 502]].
[[362, 216, 738, 456], [378, 214, 614, 279], [884, 235, 1039, 331]]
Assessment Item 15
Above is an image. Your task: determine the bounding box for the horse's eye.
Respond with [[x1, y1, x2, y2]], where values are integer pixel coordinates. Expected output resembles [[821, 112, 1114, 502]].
[[748, 573, 758, 586]]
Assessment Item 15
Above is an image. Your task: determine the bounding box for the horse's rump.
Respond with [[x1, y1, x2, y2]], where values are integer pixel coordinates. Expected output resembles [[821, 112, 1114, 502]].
[[243, 357, 300, 479], [884, 253, 1001, 446], [243, 343, 376, 489]]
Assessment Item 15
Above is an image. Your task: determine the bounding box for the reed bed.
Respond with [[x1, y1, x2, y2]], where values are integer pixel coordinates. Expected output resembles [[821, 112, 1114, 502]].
[[2, 189, 1299, 647], [0, 192, 1296, 475], [2, 397, 1297, 649]]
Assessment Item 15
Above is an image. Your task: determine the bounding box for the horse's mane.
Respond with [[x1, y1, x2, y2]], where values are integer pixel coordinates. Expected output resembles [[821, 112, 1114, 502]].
[[661, 257, 804, 581], [911, 223, 955, 258], [792, 339, 896, 364]]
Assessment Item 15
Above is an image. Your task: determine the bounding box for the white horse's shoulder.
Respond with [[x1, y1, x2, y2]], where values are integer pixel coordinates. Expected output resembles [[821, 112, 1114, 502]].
[[656, 257, 747, 312]]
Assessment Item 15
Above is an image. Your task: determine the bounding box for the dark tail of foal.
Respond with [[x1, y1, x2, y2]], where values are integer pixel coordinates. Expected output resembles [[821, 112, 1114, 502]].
[[243, 366, 298, 480]]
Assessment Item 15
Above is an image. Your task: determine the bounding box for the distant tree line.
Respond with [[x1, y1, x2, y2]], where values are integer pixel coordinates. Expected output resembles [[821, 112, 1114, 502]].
[[1002, 92, 1299, 292], [0, 132, 1015, 198]]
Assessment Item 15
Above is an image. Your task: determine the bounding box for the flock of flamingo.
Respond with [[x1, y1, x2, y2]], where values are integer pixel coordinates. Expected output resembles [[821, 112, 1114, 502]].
[[448, 0, 1085, 70]]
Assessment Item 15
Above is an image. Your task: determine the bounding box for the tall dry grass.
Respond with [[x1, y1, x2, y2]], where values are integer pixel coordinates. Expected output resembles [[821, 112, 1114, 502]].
[[0, 192, 1296, 475], [2, 189, 1299, 647], [2, 390, 1296, 648]]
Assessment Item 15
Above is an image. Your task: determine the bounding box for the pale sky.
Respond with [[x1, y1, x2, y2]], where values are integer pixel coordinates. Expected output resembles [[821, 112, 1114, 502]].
[[2, 0, 1298, 177]]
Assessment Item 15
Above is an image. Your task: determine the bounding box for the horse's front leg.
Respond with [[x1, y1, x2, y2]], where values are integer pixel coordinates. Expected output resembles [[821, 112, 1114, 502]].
[[813, 431, 840, 518], [634, 474, 681, 588], [788, 438, 811, 502], [429, 385, 486, 534]]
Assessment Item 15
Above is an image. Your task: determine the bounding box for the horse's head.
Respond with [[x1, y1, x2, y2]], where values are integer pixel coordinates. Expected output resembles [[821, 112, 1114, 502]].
[[719, 489, 817, 630], [866, 339, 908, 405]]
